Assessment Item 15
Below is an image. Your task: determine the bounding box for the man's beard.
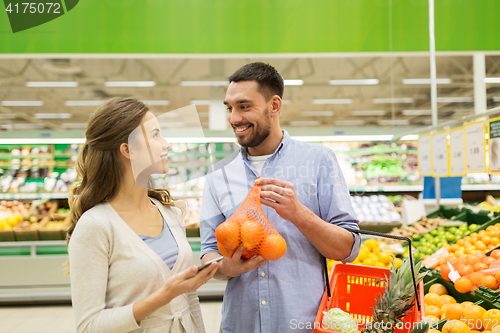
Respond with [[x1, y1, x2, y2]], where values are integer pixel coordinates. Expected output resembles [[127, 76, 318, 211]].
[[235, 115, 271, 148]]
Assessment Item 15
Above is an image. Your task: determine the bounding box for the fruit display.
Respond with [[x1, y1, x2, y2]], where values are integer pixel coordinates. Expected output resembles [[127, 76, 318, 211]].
[[0, 200, 31, 230], [439, 251, 500, 294], [461, 195, 500, 214], [350, 195, 401, 223], [412, 223, 480, 260], [215, 181, 286, 261], [348, 238, 402, 269], [384, 216, 446, 245]]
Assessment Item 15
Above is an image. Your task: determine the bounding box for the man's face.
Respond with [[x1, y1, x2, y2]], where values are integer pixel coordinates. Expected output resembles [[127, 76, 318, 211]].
[[224, 80, 272, 148]]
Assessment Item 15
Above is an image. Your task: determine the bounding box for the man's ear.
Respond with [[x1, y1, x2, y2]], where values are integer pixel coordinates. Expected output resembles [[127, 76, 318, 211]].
[[119, 143, 131, 160], [270, 95, 282, 114]]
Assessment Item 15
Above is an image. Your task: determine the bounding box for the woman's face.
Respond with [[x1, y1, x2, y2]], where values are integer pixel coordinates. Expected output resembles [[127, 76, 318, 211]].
[[128, 111, 171, 188]]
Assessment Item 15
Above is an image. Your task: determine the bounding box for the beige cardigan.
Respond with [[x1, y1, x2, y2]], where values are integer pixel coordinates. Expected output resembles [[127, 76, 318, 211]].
[[68, 198, 205, 333]]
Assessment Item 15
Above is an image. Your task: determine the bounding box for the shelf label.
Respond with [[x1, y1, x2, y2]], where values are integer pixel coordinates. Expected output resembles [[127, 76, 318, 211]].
[[418, 134, 432, 176], [465, 121, 486, 173], [449, 127, 465, 176], [431, 131, 449, 176], [489, 117, 500, 174]]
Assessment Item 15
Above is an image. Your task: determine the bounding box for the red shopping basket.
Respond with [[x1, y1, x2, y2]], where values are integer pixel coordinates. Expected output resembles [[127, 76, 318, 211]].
[[313, 263, 424, 333]]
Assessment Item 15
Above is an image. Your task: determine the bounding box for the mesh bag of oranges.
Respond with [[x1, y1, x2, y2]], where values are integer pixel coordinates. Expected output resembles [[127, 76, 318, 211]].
[[215, 180, 287, 261]]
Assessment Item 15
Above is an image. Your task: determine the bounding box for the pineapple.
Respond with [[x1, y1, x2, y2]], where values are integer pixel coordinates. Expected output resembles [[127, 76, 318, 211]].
[[361, 257, 427, 333]]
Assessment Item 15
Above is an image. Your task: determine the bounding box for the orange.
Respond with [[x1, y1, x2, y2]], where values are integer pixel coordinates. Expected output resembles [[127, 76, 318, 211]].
[[487, 226, 496, 232], [474, 262, 489, 272], [465, 247, 477, 255], [475, 241, 487, 252], [426, 315, 440, 324], [495, 270, 500, 283], [488, 244, 496, 251], [446, 303, 465, 320], [429, 329, 441, 333], [484, 257, 499, 266], [455, 277, 472, 293], [469, 272, 485, 286], [437, 295, 457, 309], [473, 252, 487, 262], [456, 249, 466, 257], [442, 319, 471, 333], [215, 220, 240, 250], [480, 275, 499, 290], [450, 244, 460, 252], [462, 301, 474, 308], [490, 237, 500, 247], [492, 329, 500, 333], [258, 233, 286, 261], [429, 283, 448, 296], [426, 305, 441, 318], [466, 255, 479, 266], [491, 250, 500, 260], [483, 309, 500, 330], [458, 265, 474, 277], [482, 236, 492, 245], [462, 304, 487, 330], [241, 248, 258, 260], [240, 219, 264, 250], [479, 230, 487, 237], [441, 263, 452, 281], [217, 243, 236, 258], [425, 292, 441, 306], [442, 303, 452, 317]]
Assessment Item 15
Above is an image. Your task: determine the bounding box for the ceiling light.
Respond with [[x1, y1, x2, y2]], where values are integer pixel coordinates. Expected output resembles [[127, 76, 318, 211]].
[[373, 98, 413, 104], [351, 110, 386, 116], [105, 81, 155, 87], [484, 78, 500, 83], [300, 111, 334, 117], [294, 135, 393, 142], [313, 99, 352, 104], [335, 120, 365, 126], [378, 119, 410, 126], [402, 78, 451, 84], [34, 113, 72, 119], [402, 110, 432, 116], [65, 100, 102, 106], [191, 100, 211, 105], [13, 123, 45, 129], [141, 100, 170, 106], [62, 123, 88, 129], [1, 101, 44, 106], [436, 97, 473, 103], [289, 121, 321, 126], [181, 81, 228, 86], [0, 114, 16, 119], [284, 80, 303, 86], [329, 79, 379, 85], [26, 81, 78, 87], [400, 135, 419, 140]]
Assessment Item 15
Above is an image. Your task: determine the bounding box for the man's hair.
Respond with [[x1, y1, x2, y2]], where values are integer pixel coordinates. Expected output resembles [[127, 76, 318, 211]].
[[228, 62, 284, 100]]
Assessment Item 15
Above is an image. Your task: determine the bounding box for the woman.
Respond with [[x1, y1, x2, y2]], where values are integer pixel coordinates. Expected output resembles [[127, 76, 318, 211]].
[[67, 97, 218, 333]]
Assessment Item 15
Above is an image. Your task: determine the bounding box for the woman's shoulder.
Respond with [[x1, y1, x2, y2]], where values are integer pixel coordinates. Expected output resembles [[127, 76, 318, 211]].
[[72, 202, 114, 235]]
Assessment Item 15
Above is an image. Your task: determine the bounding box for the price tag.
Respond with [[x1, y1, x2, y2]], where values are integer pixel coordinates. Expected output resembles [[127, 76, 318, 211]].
[[418, 134, 432, 176], [465, 121, 486, 173], [449, 127, 465, 176], [489, 117, 500, 174], [432, 131, 449, 176]]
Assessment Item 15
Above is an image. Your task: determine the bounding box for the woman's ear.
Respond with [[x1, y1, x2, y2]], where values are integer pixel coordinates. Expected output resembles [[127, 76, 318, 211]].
[[119, 143, 131, 160]]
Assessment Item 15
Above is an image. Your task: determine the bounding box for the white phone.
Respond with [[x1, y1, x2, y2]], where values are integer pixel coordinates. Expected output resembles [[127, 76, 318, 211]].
[[197, 256, 224, 272]]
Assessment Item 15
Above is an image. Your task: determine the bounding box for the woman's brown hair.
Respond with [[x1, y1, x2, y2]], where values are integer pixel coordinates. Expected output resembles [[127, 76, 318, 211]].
[[66, 97, 174, 246]]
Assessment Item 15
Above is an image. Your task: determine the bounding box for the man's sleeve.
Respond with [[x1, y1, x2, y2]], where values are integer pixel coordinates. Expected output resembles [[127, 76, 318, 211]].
[[200, 174, 226, 259], [317, 149, 361, 264]]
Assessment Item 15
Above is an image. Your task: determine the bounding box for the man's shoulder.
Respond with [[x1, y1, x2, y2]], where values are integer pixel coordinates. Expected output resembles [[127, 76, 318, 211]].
[[287, 139, 333, 157]]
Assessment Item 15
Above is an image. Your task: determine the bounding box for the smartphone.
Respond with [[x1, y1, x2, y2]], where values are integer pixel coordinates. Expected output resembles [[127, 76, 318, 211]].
[[197, 256, 224, 272]]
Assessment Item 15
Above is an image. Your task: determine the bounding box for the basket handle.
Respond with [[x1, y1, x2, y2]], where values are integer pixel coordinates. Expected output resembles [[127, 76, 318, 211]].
[[324, 227, 421, 312]]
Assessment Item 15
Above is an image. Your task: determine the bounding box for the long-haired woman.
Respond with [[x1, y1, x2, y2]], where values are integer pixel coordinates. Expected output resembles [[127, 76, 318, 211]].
[[67, 97, 217, 333]]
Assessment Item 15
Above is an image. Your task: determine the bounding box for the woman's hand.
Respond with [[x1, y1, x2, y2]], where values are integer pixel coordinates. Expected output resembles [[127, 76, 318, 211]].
[[133, 263, 218, 324], [160, 263, 219, 301]]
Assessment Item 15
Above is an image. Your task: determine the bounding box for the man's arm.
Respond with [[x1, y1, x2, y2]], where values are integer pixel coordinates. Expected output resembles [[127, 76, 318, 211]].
[[256, 177, 358, 260], [202, 247, 267, 280]]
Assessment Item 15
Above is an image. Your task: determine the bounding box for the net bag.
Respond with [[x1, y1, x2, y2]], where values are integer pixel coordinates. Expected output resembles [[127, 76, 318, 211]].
[[215, 179, 287, 261]]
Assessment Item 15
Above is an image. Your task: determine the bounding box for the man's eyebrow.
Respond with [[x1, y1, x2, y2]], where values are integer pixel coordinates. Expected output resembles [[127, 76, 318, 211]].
[[223, 99, 251, 105]]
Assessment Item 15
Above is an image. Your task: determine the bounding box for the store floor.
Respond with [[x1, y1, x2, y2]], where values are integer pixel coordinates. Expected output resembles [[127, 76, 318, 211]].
[[0, 301, 223, 333]]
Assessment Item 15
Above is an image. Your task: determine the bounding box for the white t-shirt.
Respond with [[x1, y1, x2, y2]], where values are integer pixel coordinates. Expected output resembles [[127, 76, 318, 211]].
[[247, 153, 273, 176]]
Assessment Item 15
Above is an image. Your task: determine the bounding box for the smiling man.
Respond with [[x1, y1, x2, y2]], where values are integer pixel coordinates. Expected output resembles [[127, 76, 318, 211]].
[[200, 62, 361, 333]]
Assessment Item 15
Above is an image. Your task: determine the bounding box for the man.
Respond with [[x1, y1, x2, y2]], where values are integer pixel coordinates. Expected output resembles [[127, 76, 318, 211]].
[[200, 62, 360, 333]]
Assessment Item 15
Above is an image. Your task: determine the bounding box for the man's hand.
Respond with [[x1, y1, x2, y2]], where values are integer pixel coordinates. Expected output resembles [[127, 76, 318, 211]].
[[256, 177, 306, 224], [203, 247, 267, 280]]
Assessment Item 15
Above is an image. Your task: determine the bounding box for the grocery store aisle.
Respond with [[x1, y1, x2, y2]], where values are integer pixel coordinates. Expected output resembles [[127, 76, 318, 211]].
[[0, 301, 223, 333]]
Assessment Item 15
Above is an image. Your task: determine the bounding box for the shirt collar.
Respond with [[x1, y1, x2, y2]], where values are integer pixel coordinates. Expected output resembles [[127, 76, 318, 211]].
[[240, 130, 290, 160]]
